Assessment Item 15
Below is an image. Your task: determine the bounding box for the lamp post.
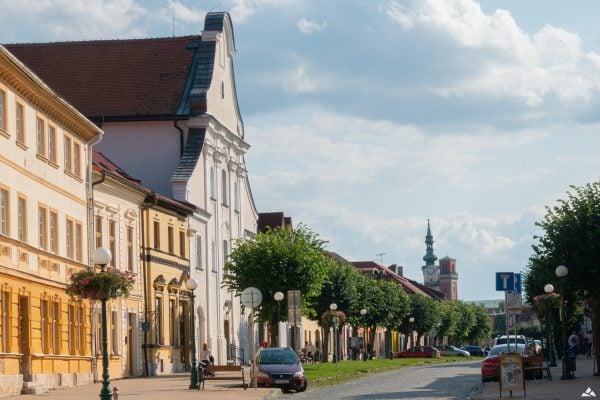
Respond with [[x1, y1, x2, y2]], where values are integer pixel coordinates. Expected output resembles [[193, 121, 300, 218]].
[[544, 283, 557, 367], [93, 247, 113, 400], [360, 308, 367, 361], [409, 317, 415, 349], [330, 303, 338, 369], [556, 265, 572, 380], [274, 292, 284, 346], [186, 278, 199, 389]]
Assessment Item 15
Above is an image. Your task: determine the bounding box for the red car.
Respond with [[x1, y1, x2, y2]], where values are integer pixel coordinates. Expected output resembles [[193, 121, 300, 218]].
[[481, 344, 542, 382], [394, 346, 440, 358]]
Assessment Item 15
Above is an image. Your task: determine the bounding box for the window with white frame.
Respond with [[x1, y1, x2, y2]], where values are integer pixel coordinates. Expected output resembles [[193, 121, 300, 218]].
[[210, 167, 215, 199], [38, 205, 48, 250], [223, 240, 229, 264], [75, 221, 83, 262], [48, 125, 57, 163], [15, 102, 25, 144], [127, 226, 134, 272], [49, 210, 58, 254], [51, 301, 59, 354], [73, 142, 81, 177], [196, 234, 203, 270], [0, 89, 6, 133], [221, 170, 228, 205], [66, 217, 74, 259], [0, 188, 8, 236], [17, 195, 26, 242], [111, 310, 119, 354], [64, 135, 72, 172], [211, 241, 217, 272], [234, 181, 240, 212], [36, 116, 46, 157], [109, 220, 116, 265]]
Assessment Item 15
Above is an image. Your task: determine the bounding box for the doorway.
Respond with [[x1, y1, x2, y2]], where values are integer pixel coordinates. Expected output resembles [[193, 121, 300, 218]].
[[18, 296, 31, 381]]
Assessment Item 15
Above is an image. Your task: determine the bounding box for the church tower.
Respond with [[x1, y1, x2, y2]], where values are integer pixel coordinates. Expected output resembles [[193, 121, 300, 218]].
[[422, 220, 440, 291], [439, 256, 459, 300]]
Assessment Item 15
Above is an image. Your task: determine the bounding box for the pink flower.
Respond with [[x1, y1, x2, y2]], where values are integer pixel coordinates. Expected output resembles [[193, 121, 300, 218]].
[[82, 278, 89, 285]]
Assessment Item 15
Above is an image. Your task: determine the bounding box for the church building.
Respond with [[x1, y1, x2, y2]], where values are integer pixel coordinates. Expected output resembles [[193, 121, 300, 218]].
[[421, 221, 459, 300]]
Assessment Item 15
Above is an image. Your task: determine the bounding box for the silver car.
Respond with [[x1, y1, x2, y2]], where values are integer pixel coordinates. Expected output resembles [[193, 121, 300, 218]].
[[437, 345, 470, 357]]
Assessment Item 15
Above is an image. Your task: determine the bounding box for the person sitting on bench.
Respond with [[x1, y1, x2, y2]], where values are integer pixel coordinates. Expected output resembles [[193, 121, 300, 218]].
[[200, 343, 215, 376]]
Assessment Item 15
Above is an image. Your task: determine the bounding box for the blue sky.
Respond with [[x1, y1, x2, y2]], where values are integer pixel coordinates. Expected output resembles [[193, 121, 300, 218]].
[[2, 0, 600, 301]]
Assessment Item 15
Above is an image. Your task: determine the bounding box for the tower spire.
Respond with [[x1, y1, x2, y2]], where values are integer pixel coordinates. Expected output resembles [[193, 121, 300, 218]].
[[423, 219, 437, 266]]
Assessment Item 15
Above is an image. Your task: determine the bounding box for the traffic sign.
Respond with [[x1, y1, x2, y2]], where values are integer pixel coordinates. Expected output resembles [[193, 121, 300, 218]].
[[496, 272, 515, 291], [241, 287, 262, 309], [512, 273, 522, 294]]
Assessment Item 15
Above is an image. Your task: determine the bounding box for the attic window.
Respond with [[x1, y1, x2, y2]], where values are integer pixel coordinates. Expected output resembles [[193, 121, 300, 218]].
[[221, 81, 224, 100]]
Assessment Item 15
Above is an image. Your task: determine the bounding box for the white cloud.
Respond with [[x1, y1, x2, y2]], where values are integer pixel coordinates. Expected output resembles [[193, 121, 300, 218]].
[[383, 0, 600, 107], [296, 18, 327, 34], [168, 0, 205, 24], [229, 0, 297, 23]]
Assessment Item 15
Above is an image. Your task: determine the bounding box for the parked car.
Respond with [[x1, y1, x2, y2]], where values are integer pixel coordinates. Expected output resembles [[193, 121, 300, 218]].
[[254, 347, 307, 392], [493, 334, 527, 346], [437, 345, 470, 357], [394, 346, 440, 358], [480, 343, 543, 382], [462, 345, 485, 357]]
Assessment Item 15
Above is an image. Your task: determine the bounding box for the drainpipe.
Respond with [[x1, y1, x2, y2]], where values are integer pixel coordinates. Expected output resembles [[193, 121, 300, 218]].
[[141, 194, 158, 376]]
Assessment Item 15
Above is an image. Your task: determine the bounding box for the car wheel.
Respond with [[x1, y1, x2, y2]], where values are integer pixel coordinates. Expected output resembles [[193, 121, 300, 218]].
[[297, 380, 308, 393]]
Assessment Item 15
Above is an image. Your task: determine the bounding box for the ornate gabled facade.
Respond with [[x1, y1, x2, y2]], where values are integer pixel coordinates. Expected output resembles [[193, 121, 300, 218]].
[[7, 12, 259, 366], [0, 45, 103, 395]]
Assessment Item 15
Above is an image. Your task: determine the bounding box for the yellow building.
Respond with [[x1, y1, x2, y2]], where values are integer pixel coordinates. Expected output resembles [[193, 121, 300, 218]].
[[140, 194, 195, 375], [0, 45, 103, 395]]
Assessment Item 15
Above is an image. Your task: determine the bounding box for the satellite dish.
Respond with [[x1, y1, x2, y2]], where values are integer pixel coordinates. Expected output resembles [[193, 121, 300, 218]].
[[241, 287, 262, 309]]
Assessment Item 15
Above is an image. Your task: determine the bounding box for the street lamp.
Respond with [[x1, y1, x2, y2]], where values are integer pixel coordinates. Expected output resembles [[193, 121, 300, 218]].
[[92, 247, 113, 400], [186, 277, 199, 389], [330, 303, 338, 368], [409, 317, 415, 349], [274, 292, 284, 346], [555, 265, 572, 380], [544, 283, 557, 367], [360, 308, 367, 361]]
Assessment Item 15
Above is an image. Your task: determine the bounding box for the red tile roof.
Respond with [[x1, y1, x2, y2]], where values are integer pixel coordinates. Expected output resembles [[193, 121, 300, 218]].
[[258, 212, 293, 233], [5, 36, 200, 120]]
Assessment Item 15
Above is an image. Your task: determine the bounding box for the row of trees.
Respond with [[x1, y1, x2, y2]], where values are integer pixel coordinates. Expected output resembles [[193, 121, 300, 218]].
[[223, 224, 491, 358]]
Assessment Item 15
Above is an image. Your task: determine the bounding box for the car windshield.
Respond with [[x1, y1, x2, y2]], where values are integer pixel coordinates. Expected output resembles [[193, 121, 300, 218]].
[[258, 350, 298, 365], [488, 344, 525, 357]]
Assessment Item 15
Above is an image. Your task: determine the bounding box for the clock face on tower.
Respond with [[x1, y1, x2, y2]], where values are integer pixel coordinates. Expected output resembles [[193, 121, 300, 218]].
[[426, 266, 435, 275]]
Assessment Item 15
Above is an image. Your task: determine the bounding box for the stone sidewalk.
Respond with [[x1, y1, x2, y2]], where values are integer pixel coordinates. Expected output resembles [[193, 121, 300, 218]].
[[3, 372, 275, 400], [472, 356, 600, 400]]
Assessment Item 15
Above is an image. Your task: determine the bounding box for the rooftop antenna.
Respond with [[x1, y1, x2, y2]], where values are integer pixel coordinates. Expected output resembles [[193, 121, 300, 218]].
[[172, 15, 175, 37], [376, 252, 386, 264]]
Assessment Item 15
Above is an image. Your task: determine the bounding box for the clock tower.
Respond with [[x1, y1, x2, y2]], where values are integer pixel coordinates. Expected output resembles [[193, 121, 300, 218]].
[[422, 220, 440, 291]]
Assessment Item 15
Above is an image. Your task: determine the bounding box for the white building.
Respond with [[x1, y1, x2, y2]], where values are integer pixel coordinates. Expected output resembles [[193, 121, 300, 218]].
[[7, 12, 259, 365]]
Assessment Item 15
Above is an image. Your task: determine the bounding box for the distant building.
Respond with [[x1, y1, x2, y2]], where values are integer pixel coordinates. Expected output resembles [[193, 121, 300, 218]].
[[257, 212, 292, 233], [421, 220, 459, 300]]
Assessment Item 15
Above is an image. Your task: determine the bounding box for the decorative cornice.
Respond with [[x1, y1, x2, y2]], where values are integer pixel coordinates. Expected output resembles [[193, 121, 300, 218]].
[[145, 254, 188, 271]]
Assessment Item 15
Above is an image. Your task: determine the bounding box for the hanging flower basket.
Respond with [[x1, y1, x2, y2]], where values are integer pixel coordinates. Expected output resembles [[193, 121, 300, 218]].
[[321, 310, 347, 327], [66, 267, 135, 301]]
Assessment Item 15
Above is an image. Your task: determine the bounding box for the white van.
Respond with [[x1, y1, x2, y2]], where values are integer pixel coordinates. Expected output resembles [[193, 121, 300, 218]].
[[493, 335, 527, 346]]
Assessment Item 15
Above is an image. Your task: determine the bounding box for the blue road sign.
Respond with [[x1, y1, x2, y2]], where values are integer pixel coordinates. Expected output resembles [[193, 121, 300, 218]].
[[513, 273, 522, 294], [496, 272, 515, 291]]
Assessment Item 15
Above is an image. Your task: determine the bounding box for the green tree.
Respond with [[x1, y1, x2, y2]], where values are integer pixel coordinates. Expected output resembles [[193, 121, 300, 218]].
[[436, 300, 459, 345], [223, 224, 330, 344], [406, 294, 440, 347], [466, 303, 492, 344], [451, 301, 476, 345], [523, 181, 600, 369]]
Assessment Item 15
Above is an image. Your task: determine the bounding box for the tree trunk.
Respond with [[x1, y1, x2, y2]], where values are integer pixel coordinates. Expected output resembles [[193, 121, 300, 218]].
[[593, 298, 600, 375]]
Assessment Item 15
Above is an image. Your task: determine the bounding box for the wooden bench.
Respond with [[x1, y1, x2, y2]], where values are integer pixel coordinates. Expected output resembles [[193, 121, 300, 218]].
[[199, 365, 247, 390], [524, 354, 552, 381]]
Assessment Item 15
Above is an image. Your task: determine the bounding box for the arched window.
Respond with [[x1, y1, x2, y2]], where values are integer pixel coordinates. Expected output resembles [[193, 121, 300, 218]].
[[234, 181, 240, 212], [221, 170, 228, 205], [210, 167, 215, 199]]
